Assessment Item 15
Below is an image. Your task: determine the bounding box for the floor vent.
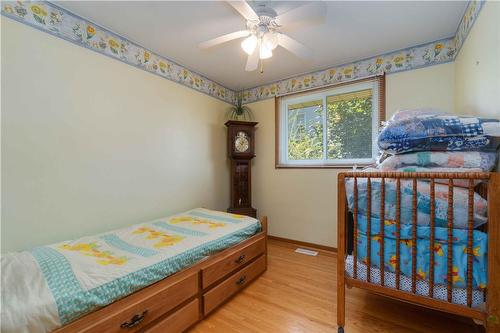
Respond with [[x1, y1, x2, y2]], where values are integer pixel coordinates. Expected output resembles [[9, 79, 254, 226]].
[[295, 248, 318, 256]]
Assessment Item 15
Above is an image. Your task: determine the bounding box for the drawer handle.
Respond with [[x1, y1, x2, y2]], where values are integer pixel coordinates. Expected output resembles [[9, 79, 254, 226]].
[[235, 255, 246, 264], [120, 310, 148, 329], [236, 275, 247, 285]]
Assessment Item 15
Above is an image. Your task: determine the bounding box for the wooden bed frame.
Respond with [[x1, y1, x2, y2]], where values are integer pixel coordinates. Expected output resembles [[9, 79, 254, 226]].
[[53, 216, 268, 333], [337, 172, 500, 333]]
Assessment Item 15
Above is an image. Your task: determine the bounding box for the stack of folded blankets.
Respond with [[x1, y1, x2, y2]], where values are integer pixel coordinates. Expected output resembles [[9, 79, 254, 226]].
[[376, 109, 500, 176], [344, 109, 499, 306]]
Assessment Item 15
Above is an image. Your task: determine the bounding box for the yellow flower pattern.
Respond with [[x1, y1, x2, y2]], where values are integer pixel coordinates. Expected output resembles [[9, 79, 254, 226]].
[[132, 227, 185, 248], [108, 39, 120, 54], [86, 25, 95, 39], [30, 4, 47, 24], [170, 216, 226, 229], [59, 243, 128, 266], [434, 43, 444, 57], [30, 4, 47, 16]]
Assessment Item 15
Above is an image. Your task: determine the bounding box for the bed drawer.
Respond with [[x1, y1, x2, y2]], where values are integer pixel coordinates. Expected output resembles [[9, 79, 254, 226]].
[[203, 254, 266, 315], [143, 299, 200, 333], [202, 236, 265, 289], [63, 271, 198, 333]]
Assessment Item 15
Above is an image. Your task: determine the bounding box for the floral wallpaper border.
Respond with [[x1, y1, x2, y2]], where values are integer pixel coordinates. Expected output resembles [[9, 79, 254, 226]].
[[452, 0, 484, 55], [1, 1, 236, 104], [239, 0, 485, 104], [1, 0, 484, 106]]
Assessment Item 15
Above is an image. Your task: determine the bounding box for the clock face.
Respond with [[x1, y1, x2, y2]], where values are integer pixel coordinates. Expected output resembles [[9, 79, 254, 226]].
[[234, 131, 250, 153]]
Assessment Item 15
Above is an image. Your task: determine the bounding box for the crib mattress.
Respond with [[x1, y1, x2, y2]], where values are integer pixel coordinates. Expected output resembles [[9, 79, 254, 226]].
[[1, 208, 261, 333], [345, 255, 485, 307]]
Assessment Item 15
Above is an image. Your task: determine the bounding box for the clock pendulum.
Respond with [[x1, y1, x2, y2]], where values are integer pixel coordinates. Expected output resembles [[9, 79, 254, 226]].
[[225, 120, 258, 218]]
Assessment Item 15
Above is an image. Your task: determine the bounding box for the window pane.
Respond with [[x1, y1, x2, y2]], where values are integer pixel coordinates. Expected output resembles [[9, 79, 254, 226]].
[[287, 99, 324, 160], [326, 89, 372, 159]]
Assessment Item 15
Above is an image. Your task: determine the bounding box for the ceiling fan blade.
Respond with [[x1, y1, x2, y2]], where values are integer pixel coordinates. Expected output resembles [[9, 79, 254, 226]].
[[278, 33, 312, 59], [199, 30, 250, 49], [275, 2, 326, 26], [245, 47, 259, 71], [227, 1, 259, 21]]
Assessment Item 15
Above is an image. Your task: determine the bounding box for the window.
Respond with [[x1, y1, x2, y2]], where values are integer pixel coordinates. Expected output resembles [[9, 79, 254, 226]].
[[277, 77, 384, 168]]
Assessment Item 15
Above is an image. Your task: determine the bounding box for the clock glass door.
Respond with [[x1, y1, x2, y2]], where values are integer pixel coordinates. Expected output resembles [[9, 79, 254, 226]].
[[233, 161, 249, 207]]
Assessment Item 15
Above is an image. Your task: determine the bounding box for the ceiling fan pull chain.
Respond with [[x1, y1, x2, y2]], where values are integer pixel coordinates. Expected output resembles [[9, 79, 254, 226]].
[[260, 60, 264, 74]]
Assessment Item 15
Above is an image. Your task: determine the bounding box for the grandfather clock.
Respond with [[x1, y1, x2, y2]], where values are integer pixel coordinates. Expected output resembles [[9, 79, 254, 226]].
[[225, 120, 258, 218]]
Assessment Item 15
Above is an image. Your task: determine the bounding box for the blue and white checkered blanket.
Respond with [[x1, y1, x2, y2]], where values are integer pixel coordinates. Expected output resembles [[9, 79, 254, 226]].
[[378, 114, 500, 154]]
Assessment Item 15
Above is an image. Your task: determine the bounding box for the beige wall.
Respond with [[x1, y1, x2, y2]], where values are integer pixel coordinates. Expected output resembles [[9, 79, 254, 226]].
[[387, 62, 455, 118], [1, 19, 230, 252], [249, 63, 455, 247], [455, 1, 500, 118]]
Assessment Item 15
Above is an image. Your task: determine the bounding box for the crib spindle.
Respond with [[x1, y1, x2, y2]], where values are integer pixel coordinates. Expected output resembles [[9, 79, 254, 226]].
[[380, 178, 385, 286], [429, 179, 436, 298], [447, 179, 454, 303], [353, 177, 358, 279], [466, 179, 474, 307], [396, 178, 401, 290], [411, 178, 417, 294], [367, 177, 372, 283]]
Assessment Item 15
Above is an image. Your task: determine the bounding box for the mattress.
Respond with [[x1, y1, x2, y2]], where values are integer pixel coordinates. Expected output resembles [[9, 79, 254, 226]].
[[345, 255, 485, 307], [1, 208, 261, 333]]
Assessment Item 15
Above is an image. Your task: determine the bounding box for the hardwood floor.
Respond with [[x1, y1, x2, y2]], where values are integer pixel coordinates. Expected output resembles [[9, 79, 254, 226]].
[[189, 239, 484, 333]]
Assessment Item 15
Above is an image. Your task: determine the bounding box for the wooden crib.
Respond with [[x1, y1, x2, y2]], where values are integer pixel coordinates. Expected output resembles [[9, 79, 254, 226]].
[[336, 172, 500, 333]]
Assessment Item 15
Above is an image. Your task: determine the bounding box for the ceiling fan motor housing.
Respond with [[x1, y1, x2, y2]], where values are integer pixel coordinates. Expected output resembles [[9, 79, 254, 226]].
[[247, 4, 279, 38], [254, 4, 278, 21]]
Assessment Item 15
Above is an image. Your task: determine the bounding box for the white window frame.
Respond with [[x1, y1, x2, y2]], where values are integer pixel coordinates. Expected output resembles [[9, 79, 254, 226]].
[[279, 80, 380, 167]]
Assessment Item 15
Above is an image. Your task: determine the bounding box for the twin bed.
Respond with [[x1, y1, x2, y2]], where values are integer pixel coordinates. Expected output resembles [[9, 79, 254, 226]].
[[1, 208, 268, 333]]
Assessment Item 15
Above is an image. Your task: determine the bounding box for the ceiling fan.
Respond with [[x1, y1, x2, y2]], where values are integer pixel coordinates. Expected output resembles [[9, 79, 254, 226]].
[[199, 1, 325, 73]]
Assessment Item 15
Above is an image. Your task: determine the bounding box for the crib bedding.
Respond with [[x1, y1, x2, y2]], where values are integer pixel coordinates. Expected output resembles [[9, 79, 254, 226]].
[[345, 177, 488, 229], [345, 256, 485, 307], [1, 208, 261, 333], [352, 214, 488, 290]]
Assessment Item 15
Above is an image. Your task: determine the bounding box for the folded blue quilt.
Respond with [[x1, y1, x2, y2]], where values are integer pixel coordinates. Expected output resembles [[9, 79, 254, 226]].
[[353, 214, 488, 289], [378, 114, 500, 154]]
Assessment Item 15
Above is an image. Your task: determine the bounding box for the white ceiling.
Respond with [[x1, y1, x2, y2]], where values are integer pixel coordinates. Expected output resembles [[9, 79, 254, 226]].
[[55, 1, 468, 90]]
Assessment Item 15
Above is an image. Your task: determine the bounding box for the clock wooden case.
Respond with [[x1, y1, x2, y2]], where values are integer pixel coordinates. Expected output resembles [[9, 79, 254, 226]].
[[225, 120, 258, 218]]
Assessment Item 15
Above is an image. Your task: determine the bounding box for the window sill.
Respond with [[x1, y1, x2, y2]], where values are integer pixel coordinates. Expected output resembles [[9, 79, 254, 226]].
[[275, 163, 374, 169]]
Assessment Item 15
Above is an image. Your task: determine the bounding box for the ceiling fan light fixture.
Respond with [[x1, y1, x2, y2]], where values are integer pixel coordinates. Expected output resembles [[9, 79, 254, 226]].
[[259, 44, 272, 59], [263, 32, 278, 50], [241, 35, 257, 55]]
